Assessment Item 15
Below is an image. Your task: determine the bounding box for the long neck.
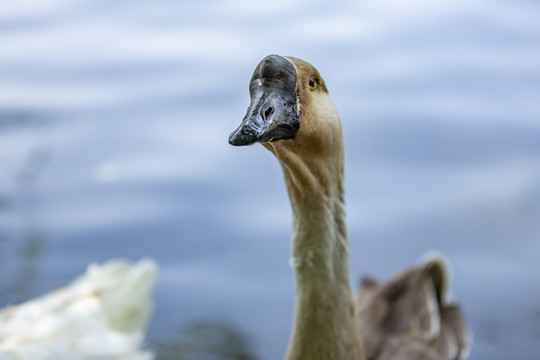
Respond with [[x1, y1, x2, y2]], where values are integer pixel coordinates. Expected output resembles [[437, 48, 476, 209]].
[[273, 146, 365, 360]]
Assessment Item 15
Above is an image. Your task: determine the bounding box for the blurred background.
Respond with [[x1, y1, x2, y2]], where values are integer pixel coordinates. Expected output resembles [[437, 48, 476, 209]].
[[1, 0, 539, 359]]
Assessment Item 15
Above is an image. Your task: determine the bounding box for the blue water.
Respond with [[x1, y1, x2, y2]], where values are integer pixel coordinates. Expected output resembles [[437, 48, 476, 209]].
[[1, 1, 540, 359]]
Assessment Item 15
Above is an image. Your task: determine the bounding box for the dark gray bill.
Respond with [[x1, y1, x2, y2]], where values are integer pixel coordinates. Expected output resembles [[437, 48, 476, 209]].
[[229, 55, 300, 146]]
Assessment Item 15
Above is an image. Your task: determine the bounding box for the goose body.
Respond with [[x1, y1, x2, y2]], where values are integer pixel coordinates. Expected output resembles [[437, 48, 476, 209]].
[[229, 55, 471, 360], [357, 254, 471, 360], [0, 259, 157, 360]]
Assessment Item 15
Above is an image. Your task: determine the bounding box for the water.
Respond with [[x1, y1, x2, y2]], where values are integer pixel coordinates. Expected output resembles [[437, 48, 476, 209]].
[[1, 0, 540, 359]]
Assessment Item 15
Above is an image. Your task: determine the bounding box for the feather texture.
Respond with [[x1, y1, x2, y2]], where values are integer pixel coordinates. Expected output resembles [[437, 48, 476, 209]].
[[0, 259, 157, 360]]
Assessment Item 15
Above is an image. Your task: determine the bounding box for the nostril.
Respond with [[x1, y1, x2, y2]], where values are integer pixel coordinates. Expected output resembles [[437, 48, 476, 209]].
[[263, 106, 274, 120]]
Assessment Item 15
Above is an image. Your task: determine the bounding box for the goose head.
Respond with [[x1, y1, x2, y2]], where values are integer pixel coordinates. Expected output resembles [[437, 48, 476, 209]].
[[229, 55, 342, 159]]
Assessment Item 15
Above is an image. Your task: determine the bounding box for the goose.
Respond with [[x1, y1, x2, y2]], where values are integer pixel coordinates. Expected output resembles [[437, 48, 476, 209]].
[[0, 259, 157, 360], [229, 55, 471, 360]]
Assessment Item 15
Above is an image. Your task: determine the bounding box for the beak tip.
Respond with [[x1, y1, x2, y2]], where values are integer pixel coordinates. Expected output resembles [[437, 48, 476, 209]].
[[228, 135, 240, 146], [229, 130, 256, 146]]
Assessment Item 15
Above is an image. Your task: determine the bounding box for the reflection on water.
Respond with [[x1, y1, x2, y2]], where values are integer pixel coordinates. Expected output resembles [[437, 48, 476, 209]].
[[0, 228, 45, 305], [0, 110, 51, 305], [154, 320, 258, 360]]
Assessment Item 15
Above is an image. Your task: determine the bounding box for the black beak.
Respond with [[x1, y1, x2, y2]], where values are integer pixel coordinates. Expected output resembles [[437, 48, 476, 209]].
[[229, 55, 300, 146]]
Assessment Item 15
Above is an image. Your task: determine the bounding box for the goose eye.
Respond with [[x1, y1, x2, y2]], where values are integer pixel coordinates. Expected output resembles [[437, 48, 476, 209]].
[[308, 76, 317, 90]]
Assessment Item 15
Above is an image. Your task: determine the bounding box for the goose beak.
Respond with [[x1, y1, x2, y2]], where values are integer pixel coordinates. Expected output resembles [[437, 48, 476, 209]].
[[229, 55, 300, 146]]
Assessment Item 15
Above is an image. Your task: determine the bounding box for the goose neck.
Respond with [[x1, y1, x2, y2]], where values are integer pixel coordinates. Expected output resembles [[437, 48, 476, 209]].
[[275, 149, 364, 360]]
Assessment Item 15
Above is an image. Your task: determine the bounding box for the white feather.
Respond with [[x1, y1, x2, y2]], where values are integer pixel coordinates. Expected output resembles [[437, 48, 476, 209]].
[[0, 259, 157, 360]]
